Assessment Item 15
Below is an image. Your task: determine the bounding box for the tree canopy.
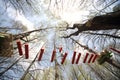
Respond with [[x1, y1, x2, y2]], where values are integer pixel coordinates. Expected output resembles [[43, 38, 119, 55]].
[[0, 0, 120, 80]]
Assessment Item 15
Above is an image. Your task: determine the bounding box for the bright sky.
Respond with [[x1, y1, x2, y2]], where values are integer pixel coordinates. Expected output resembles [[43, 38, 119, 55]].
[[0, 0, 120, 80]]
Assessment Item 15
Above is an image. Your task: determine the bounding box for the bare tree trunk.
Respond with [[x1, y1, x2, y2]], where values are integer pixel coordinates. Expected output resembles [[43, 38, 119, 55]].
[[65, 11, 120, 38]]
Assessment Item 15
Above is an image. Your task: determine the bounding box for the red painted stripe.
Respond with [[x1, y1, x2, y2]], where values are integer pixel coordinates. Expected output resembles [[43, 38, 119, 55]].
[[88, 54, 94, 63], [38, 48, 44, 61], [110, 48, 120, 53], [72, 51, 76, 64], [61, 52, 68, 64], [92, 54, 98, 63], [75, 53, 81, 64], [59, 47, 62, 52], [16, 40, 23, 56], [51, 50, 56, 62], [25, 43, 29, 59], [83, 53, 89, 63]]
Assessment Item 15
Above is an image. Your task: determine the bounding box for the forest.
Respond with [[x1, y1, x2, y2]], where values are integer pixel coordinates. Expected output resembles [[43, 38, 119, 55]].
[[0, 0, 120, 80]]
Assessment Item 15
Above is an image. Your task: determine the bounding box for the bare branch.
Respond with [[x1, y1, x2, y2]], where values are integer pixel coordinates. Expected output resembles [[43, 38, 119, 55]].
[[82, 32, 120, 39], [13, 28, 52, 40]]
